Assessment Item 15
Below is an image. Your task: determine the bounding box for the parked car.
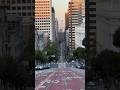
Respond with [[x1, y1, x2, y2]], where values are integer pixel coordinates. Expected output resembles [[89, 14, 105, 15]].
[[44, 64, 50, 69], [76, 65, 81, 69], [35, 65, 44, 70]]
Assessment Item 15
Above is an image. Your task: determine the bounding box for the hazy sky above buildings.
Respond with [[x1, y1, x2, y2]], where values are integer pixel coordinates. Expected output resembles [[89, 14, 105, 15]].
[[52, 0, 70, 29]]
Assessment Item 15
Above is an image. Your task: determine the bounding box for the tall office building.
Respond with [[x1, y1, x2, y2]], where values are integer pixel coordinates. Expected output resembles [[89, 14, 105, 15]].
[[0, 0, 35, 61], [96, 0, 120, 54], [85, 0, 96, 59], [35, 0, 53, 41], [68, 0, 82, 53], [0, 0, 34, 17], [86, 0, 120, 59], [65, 12, 69, 30]]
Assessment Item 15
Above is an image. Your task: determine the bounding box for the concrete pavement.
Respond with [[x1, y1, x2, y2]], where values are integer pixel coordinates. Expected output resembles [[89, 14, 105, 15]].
[[35, 68, 85, 90]]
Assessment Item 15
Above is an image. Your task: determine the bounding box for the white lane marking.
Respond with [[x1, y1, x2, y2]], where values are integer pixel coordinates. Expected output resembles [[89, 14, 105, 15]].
[[72, 72, 84, 79], [46, 80, 51, 83], [46, 80, 60, 84], [35, 71, 56, 90], [35, 74, 47, 79], [39, 86, 46, 88], [80, 89, 84, 90], [54, 80, 59, 83]]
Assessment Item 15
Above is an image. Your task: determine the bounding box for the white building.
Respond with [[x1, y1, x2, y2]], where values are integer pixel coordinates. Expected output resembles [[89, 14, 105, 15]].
[[96, 0, 120, 54], [75, 18, 85, 48], [35, 0, 53, 41]]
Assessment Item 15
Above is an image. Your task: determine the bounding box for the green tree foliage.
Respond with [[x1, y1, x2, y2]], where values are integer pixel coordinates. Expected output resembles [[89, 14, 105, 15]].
[[73, 47, 86, 59], [91, 49, 120, 78], [35, 41, 59, 63], [44, 41, 58, 56], [0, 56, 33, 89], [35, 50, 48, 64], [43, 41, 59, 62], [113, 27, 120, 48]]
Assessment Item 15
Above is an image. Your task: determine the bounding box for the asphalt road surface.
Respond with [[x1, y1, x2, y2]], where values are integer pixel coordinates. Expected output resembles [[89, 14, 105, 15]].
[[35, 68, 85, 90]]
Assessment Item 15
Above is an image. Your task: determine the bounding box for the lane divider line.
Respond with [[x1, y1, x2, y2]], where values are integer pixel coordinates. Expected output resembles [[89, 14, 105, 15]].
[[35, 71, 56, 90]]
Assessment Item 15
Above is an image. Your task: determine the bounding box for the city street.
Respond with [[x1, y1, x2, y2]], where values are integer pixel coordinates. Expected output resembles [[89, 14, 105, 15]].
[[35, 67, 85, 90], [35, 39, 85, 90]]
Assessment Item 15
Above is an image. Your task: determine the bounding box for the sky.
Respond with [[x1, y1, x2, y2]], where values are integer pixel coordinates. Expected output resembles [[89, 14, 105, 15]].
[[52, 0, 70, 29]]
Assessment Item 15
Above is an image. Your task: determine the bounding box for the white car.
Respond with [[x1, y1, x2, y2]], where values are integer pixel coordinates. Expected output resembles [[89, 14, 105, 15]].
[[35, 65, 44, 70]]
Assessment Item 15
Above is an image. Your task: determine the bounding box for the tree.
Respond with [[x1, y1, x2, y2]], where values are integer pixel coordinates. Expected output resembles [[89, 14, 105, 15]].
[[73, 47, 86, 60], [91, 49, 120, 79], [0, 56, 33, 89], [113, 27, 120, 48], [35, 50, 48, 64], [43, 41, 59, 62]]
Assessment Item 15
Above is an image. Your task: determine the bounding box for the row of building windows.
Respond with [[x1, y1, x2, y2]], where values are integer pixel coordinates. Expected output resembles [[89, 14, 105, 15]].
[[35, 15, 50, 17], [35, 24, 50, 27], [35, 12, 50, 14], [35, 4, 50, 6], [8, 6, 34, 10], [35, 18, 50, 20], [35, 6, 50, 9], [10, 0, 34, 4], [16, 12, 34, 16], [35, 1, 50, 3], [35, 20, 50, 22], [37, 28, 50, 30], [35, 8, 50, 11]]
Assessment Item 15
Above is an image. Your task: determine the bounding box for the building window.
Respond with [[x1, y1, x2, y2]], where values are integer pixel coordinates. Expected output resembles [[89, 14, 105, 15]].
[[18, 13, 21, 16], [0, 18, 1, 23], [17, 6, 21, 10], [27, 6, 31, 9], [22, 13, 26, 16], [89, 26, 96, 29], [32, 6, 35, 9], [17, 0, 21, 3], [7, 0, 10, 3], [7, 6, 10, 10], [12, 7, 16, 10], [28, 12, 31, 16], [27, 0, 31, 3], [33, 12, 35, 16], [89, 8, 96, 11], [89, 2, 96, 5], [89, 20, 96, 23], [22, 0, 26, 3], [22, 6, 26, 10], [32, 0, 35, 3], [12, 0, 16, 4], [89, 14, 96, 17]]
